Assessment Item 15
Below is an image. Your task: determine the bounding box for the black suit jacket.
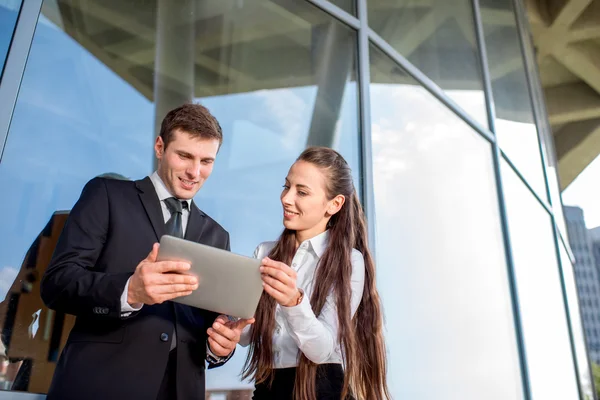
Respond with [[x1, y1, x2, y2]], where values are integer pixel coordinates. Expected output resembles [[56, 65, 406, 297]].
[[40, 176, 230, 400]]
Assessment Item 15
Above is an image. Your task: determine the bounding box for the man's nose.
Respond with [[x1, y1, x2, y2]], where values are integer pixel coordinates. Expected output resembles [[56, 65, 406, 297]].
[[187, 162, 201, 178]]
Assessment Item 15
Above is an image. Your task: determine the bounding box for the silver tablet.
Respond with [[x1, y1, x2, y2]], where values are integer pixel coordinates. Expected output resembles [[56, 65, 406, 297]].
[[157, 235, 263, 319]]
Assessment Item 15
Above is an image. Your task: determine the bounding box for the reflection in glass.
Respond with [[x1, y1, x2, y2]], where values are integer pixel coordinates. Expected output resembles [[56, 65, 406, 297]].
[[367, 0, 488, 128], [558, 241, 596, 400], [481, 0, 547, 199], [0, 0, 22, 77], [0, 0, 359, 395], [328, 0, 355, 15], [501, 160, 579, 399], [370, 45, 523, 400]]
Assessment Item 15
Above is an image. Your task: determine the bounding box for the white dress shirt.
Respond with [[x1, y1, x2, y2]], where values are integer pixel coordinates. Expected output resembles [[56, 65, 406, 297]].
[[240, 230, 366, 368], [120, 171, 191, 313]]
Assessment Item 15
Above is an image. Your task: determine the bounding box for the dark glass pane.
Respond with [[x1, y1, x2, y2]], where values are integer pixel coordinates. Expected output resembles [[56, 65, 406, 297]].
[[368, 0, 488, 128], [0, 0, 22, 77], [480, 0, 546, 198], [0, 0, 359, 395]]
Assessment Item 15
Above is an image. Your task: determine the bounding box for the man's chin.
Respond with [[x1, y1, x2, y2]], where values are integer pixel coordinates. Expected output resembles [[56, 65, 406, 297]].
[[175, 185, 200, 199]]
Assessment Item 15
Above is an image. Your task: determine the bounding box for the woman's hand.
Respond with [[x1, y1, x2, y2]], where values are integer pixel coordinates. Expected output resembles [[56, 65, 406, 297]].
[[260, 257, 302, 307]]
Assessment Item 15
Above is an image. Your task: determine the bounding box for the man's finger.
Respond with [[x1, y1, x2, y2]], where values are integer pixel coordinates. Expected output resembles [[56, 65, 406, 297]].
[[234, 318, 255, 331], [159, 290, 193, 302], [207, 337, 230, 357], [146, 243, 160, 262], [153, 283, 198, 294], [160, 273, 198, 286], [208, 328, 236, 350], [155, 261, 191, 274], [211, 321, 237, 341], [215, 315, 229, 325]]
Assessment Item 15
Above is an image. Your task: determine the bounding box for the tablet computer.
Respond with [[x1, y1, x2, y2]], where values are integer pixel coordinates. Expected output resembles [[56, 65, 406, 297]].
[[157, 235, 263, 319]]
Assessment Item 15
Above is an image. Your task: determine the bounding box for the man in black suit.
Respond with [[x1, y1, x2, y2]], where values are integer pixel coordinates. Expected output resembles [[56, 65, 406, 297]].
[[40, 103, 253, 400]]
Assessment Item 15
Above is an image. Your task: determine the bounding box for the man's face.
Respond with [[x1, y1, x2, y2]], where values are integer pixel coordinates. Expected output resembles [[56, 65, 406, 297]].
[[154, 129, 220, 200]]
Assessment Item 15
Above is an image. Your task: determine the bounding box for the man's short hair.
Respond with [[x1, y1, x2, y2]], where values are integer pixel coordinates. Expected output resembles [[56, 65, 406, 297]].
[[159, 103, 223, 148]]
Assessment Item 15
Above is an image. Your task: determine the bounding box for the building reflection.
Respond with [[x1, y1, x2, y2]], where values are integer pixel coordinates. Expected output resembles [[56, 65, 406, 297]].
[[0, 211, 74, 393]]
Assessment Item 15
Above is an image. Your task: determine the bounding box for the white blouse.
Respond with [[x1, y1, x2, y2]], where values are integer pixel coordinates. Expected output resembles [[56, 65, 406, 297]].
[[239, 230, 365, 368]]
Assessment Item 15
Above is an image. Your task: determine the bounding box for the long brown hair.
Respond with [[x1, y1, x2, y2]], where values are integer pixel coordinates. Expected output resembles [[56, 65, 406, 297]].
[[243, 147, 390, 400]]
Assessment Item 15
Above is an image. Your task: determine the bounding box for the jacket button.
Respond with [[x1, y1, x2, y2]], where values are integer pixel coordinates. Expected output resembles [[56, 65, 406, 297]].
[[160, 333, 169, 342]]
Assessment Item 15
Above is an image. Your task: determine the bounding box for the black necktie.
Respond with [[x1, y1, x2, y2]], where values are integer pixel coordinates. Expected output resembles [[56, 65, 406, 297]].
[[164, 197, 187, 238], [163, 198, 188, 351]]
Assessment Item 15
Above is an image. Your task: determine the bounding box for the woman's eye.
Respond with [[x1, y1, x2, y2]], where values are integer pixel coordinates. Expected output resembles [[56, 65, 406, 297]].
[[282, 185, 290, 190], [298, 191, 307, 196]]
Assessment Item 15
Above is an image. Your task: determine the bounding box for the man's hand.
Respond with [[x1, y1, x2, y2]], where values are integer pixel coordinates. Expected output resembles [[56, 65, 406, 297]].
[[207, 315, 255, 357], [260, 257, 301, 307], [127, 243, 198, 306]]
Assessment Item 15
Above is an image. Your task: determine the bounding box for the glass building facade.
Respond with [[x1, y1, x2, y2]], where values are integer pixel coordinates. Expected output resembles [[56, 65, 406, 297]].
[[0, 0, 593, 399]]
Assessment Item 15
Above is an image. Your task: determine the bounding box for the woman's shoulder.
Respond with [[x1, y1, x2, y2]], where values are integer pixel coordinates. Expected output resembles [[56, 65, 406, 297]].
[[253, 241, 278, 259], [350, 248, 364, 263], [350, 248, 366, 278]]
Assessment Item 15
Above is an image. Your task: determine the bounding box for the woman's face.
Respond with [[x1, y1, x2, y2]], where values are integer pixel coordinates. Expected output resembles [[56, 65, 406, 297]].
[[280, 161, 344, 240]]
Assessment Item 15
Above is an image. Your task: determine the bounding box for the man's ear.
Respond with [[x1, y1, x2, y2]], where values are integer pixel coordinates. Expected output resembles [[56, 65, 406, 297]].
[[155, 136, 165, 159], [327, 195, 346, 216]]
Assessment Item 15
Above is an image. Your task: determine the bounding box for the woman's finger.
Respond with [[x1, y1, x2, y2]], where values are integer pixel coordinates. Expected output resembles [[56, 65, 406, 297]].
[[261, 274, 293, 294], [261, 258, 295, 277], [262, 282, 288, 304], [260, 266, 293, 285]]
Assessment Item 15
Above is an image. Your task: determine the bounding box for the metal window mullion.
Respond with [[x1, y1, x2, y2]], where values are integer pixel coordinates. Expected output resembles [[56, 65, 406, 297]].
[[367, 28, 494, 145], [513, 0, 590, 397], [500, 149, 552, 215], [471, 0, 532, 398], [306, 0, 360, 29], [490, 119, 533, 400], [471, 0, 496, 135], [510, 0, 588, 397], [0, 0, 43, 163], [356, 0, 376, 254]]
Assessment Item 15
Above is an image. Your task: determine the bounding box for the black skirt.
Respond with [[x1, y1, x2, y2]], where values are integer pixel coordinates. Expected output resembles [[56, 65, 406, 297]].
[[252, 363, 348, 400]]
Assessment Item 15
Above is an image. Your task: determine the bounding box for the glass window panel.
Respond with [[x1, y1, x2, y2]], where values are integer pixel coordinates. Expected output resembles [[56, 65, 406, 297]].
[[0, 0, 359, 395], [367, 0, 488, 128], [328, 0, 355, 15], [0, 0, 22, 77], [370, 44, 523, 400], [501, 160, 580, 399], [481, 0, 547, 199]]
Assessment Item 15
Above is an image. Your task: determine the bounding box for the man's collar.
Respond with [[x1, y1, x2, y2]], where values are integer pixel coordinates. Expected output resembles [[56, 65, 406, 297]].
[[149, 171, 193, 209]]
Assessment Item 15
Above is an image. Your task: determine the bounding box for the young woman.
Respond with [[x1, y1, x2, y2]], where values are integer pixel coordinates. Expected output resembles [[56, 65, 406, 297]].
[[240, 147, 390, 400]]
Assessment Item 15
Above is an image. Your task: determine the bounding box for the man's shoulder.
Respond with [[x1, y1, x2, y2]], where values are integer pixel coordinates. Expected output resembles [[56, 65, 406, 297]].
[[192, 205, 229, 235], [83, 176, 135, 189]]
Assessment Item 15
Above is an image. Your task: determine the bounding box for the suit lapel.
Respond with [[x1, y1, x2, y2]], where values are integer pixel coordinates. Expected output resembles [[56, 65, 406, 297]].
[[185, 201, 206, 243], [136, 177, 166, 241]]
